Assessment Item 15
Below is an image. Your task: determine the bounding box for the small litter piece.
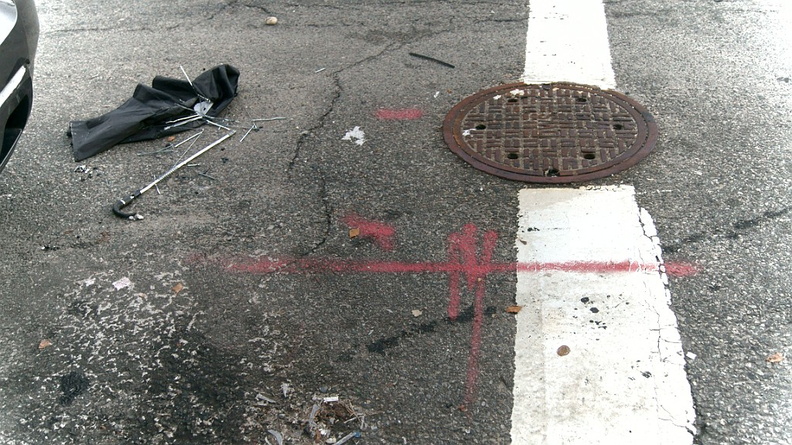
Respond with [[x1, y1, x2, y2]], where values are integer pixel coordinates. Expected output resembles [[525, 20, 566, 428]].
[[281, 382, 292, 398], [348, 228, 360, 239], [113, 277, 132, 290], [557, 345, 571, 356], [506, 306, 522, 314], [411, 309, 422, 317], [256, 393, 277, 404], [336, 431, 362, 445], [408, 52, 455, 68], [171, 283, 184, 294], [306, 403, 321, 435], [767, 353, 784, 364], [38, 339, 52, 350], [267, 430, 284, 445], [265, 16, 278, 25], [342, 126, 366, 146]]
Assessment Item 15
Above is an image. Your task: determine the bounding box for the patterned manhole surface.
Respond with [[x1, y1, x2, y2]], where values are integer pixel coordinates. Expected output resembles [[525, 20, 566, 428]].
[[443, 82, 658, 183]]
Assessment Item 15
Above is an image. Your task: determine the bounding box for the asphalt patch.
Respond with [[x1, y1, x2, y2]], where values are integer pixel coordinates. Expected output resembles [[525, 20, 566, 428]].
[[59, 372, 90, 406]]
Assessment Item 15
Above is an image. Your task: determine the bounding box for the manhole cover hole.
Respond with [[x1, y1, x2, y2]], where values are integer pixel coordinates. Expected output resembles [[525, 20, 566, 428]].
[[443, 82, 658, 183]]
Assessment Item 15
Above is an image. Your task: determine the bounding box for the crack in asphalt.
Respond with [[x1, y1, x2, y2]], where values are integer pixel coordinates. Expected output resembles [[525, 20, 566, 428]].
[[209, 0, 275, 20], [285, 42, 403, 255], [298, 172, 333, 257], [284, 38, 426, 174], [42, 26, 164, 36], [287, 75, 343, 177]]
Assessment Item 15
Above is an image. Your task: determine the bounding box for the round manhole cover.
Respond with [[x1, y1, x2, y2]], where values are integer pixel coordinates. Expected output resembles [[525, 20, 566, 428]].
[[443, 82, 658, 183]]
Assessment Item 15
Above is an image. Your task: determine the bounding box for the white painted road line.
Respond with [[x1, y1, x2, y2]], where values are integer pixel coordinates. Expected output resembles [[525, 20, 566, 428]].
[[513, 0, 696, 442], [511, 186, 695, 444], [522, 0, 616, 88]]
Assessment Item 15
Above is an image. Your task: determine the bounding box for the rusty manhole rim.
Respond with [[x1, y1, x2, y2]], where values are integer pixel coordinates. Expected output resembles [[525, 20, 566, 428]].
[[442, 82, 659, 183]]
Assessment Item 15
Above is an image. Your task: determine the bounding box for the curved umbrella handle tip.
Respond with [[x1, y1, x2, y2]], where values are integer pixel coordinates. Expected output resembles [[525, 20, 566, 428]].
[[112, 193, 142, 219]]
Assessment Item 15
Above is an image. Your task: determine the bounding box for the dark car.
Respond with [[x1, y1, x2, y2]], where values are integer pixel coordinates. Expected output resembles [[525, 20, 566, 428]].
[[0, 0, 38, 173]]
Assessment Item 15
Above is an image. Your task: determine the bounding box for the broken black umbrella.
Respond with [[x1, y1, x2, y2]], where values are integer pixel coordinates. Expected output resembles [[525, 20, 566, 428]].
[[69, 64, 239, 161]]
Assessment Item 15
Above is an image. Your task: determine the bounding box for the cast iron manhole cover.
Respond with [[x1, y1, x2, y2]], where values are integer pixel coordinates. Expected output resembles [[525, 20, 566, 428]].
[[443, 82, 658, 183]]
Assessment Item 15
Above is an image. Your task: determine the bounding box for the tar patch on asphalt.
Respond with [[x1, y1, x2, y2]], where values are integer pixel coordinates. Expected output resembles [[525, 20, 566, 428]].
[[59, 371, 90, 406]]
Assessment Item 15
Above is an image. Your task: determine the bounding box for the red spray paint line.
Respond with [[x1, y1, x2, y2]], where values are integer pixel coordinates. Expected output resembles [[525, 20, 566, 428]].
[[375, 108, 424, 120], [225, 257, 697, 278], [341, 213, 396, 251], [663, 262, 700, 277], [215, 224, 699, 412]]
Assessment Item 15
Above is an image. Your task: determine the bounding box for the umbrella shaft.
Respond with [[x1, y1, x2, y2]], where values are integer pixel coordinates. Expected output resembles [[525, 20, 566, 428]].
[[140, 131, 234, 194]]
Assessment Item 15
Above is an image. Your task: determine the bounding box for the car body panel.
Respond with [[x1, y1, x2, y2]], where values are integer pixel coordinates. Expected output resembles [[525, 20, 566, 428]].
[[0, 0, 38, 173]]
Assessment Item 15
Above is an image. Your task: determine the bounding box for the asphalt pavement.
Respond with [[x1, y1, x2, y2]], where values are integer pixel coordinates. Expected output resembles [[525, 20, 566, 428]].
[[0, 0, 789, 444]]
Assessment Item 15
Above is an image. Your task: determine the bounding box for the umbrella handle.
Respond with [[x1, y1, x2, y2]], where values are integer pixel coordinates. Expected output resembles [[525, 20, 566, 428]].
[[112, 190, 141, 219]]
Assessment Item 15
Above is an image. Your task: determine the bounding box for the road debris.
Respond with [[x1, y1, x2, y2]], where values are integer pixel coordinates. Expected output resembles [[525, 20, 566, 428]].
[[38, 339, 52, 350], [171, 283, 184, 294], [767, 352, 784, 363], [557, 345, 571, 356], [265, 16, 278, 25], [335, 431, 362, 444], [112, 132, 234, 219], [341, 126, 366, 146], [113, 277, 132, 290], [281, 382, 292, 398], [411, 309, 422, 317], [69, 65, 239, 161], [255, 393, 277, 405], [348, 228, 360, 239], [506, 305, 523, 314], [198, 169, 217, 180], [304, 396, 363, 443], [136, 147, 174, 156], [167, 130, 204, 152], [408, 52, 455, 68], [267, 429, 284, 445], [252, 117, 287, 122], [239, 124, 256, 142]]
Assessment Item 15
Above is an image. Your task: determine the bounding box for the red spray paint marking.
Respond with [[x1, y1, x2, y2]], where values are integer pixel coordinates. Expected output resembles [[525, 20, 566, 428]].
[[375, 108, 424, 120], [227, 257, 694, 277], [664, 262, 699, 277], [341, 213, 396, 251], [446, 224, 497, 321], [446, 225, 497, 409], [219, 223, 698, 411]]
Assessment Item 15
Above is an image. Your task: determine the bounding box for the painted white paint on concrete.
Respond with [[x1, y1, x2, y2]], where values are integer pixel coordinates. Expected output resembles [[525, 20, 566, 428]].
[[511, 186, 695, 444], [522, 0, 616, 88]]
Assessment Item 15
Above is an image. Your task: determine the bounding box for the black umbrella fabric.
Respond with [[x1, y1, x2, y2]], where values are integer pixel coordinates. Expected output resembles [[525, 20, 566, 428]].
[[68, 64, 239, 161]]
